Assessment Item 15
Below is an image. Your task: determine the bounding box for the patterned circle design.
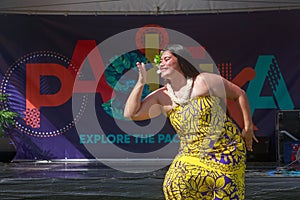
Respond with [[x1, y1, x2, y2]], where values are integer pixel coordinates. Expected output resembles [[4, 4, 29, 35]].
[[0, 51, 88, 137]]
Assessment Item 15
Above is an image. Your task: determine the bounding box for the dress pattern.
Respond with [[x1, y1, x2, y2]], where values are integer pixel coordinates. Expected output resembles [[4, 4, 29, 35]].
[[163, 96, 246, 200]]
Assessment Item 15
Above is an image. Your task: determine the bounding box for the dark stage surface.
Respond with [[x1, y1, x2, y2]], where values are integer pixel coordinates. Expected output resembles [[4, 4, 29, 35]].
[[0, 160, 299, 200]]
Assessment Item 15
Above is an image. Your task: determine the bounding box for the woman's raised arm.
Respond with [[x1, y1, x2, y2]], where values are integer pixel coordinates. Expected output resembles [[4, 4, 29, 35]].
[[123, 62, 162, 121]]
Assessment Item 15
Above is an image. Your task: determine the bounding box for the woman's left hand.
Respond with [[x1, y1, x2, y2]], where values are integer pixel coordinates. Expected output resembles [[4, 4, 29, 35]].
[[241, 127, 258, 152]]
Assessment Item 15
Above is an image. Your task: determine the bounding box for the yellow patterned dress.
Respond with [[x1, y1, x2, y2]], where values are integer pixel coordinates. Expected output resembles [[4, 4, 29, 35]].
[[163, 96, 246, 200]]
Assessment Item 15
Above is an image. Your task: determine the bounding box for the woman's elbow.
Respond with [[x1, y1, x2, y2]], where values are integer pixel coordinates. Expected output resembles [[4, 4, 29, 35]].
[[231, 89, 247, 102], [123, 110, 133, 119], [235, 89, 248, 102]]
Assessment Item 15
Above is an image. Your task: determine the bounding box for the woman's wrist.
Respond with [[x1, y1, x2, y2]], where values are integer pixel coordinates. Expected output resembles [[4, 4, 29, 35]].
[[244, 123, 253, 132], [136, 80, 145, 87], [244, 120, 253, 133]]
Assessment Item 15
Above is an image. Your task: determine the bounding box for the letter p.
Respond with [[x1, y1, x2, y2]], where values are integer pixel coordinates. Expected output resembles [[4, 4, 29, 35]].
[[25, 63, 74, 128]]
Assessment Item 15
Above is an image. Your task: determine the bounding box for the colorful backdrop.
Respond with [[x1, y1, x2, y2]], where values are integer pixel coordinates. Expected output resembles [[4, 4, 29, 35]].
[[0, 10, 299, 161]]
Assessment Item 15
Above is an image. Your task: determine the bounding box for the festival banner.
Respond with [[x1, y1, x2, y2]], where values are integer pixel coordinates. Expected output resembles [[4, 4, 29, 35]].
[[0, 11, 299, 163]]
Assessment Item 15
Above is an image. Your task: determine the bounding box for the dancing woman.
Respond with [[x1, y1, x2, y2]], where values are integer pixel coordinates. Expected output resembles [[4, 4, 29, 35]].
[[124, 44, 257, 199]]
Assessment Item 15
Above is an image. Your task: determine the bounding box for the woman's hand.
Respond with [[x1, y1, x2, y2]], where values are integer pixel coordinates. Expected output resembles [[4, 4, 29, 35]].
[[241, 127, 258, 152], [136, 62, 147, 84]]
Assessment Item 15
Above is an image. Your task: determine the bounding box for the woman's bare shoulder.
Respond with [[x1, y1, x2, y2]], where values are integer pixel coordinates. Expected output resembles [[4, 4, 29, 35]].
[[194, 73, 210, 84], [144, 85, 167, 99], [153, 85, 167, 94], [195, 72, 224, 85], [193, 72, 225, 96]]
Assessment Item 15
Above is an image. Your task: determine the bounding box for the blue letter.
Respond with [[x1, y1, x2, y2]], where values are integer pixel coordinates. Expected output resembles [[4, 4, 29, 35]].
[[246, 55, 294, 114]]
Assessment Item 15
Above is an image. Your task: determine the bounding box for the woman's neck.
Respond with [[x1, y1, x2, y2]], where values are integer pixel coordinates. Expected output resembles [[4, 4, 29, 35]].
[[168, 75, 187, 91]]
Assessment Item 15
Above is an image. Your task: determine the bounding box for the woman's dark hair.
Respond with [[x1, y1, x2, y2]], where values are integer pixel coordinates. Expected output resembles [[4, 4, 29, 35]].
[[162, 44, 200, 78]]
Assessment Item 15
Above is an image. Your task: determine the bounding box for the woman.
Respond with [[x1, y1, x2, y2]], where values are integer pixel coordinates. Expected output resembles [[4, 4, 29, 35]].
[[124, 44, 257, 199]]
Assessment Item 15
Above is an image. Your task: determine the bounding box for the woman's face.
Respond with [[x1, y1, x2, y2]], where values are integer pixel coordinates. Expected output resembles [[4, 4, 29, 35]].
[[159, 51, 182, 79]]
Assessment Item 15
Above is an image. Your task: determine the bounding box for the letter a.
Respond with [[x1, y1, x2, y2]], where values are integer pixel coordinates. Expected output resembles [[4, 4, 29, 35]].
[[246, 55, 294, 114]]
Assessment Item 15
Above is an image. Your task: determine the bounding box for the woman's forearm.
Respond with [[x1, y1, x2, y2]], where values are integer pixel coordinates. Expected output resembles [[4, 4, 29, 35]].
[[236, 90, 253, 130], [236, 90, 258, 151]]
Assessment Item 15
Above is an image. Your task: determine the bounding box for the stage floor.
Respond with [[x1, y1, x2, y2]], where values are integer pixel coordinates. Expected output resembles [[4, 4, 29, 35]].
[[0, 160, 299, 200]]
